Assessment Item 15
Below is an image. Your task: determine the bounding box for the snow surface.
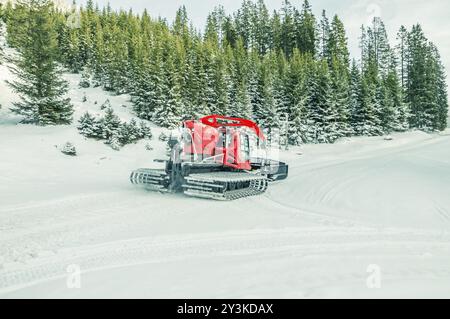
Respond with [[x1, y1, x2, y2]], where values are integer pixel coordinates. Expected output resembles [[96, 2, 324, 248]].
[[1, 59, 450, 299]]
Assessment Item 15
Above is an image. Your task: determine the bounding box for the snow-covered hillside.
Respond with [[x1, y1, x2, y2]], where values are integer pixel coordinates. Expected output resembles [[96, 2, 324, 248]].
[[1, 57, 450, 298]]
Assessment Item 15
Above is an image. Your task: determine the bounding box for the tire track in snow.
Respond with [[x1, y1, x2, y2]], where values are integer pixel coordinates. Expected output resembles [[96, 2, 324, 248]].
[[268, 135, 450, 228], [0, 194, 160, 266], [288, 134, 448, 180], [1, 228, 450, 294], [262, 190, 368, 227]]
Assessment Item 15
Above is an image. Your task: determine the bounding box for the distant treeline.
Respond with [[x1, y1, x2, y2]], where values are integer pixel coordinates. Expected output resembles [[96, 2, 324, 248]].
[[0, 0, 447, 143]]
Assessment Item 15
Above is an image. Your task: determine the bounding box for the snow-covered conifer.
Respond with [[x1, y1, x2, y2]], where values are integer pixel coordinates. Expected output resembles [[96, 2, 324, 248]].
[[107, 133, 121, 150], [7, 0, 73, 125], [100, 107, 121, 140], [138, 121, 153, 139], [79, 69, 91, 88], [78, 112, 99, 138]]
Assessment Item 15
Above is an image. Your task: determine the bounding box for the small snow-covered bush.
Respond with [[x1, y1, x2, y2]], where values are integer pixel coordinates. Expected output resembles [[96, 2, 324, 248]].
[[77, 109, 152, 150], [61, 142, 77, 156], [78, 112, 102, 138], [79, 71, 91, 88], [100, 99, 111, 110], [139, 121, 152, 139], [107, 134, 121, 151]]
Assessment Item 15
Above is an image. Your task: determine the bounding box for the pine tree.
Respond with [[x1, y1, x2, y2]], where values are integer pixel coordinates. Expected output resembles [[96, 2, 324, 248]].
[[230, 81, 252, 118], [296, 0, 316, 56], [382, 66, 410, 132], [118, 118, 141, 145], [359, 20, 387, 136], [288, 94, 308, 145], [357, 74, 383, 136], [247, 51, 262, 116], [138, 121, 153, 139], [328, 15, 349, 68], [254, 0, 270, 55], [60, 6, 83, 73], [366, 17, 393, 78], [79, 68, 91, 88], [432, 45, 449, 131], [100, 107, 121, 140], [270, 11, 282, 52], [108, 132, 121, 150], [78, 111, 100, 138], [7, 0, 73, 125], [89, 17, 104, 87], [153, 39, 183, 128], [349, 60, 362, 132], [5, 0, 28, 48], [329, 57, 351, 137], [396, 26, 409, 90], [0, 5, 5, 63], [405, 24, 445, 131], [318, 10, 330, 60], [235, 0, 256, 51], [256, 55, 280, 132], [132, 40, 165, 120], [306, 60, 338, 143], [128, 118, 141, 142], [280, 0, 295, 57]]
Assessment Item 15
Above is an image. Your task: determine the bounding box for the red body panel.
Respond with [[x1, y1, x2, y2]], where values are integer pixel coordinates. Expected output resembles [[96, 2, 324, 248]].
[[182, 115, 265, 170]]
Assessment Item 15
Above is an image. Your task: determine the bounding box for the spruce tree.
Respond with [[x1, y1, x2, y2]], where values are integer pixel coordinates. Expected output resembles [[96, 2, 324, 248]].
[[306, 60, 338, 143], [357, 75, 383, 136], [384, 69, 410, 132], [256, 56, 280, 132], [431, 45, 449, 131], [296, 0, 316, 56], [349, 60, 362, 132], [100, 107, 121, 140], [328, 15, 349, 68], [329, 57, 351, 137], [153, 40, 183, 128], [60, 6, 83, 73], [405, 24, 445, 131], [0, 5, 5, 63], [254, 0, 271, 55], [7, 0, 73, 125], [230, 81, 252, 119], [318, 10, 330, 61], [396, 26, 409, 90], [78, 111, 100, 138], [280, 0, 295, 57], [138, 121, 153, 139]]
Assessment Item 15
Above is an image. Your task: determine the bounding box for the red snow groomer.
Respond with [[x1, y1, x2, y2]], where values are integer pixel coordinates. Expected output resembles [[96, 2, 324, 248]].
[[130, 115, 288, 200]]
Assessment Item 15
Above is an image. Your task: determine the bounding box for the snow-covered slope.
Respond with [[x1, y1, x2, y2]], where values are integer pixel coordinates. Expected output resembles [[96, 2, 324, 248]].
[[1, 59, 450, 298]]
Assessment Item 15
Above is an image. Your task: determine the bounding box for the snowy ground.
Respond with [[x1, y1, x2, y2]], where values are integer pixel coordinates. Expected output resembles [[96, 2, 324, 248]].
[[1, 60, 450, 299]]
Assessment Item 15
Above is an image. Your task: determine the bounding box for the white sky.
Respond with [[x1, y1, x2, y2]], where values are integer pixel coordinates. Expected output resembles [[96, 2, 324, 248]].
[[79, 0, 449, 80]]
